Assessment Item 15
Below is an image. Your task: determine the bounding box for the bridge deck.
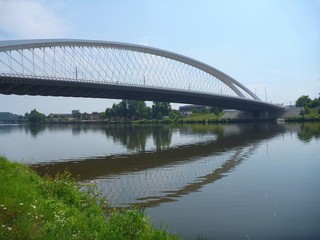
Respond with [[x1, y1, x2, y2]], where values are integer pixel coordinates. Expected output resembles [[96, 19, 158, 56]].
[[0, 75, 284, 112]]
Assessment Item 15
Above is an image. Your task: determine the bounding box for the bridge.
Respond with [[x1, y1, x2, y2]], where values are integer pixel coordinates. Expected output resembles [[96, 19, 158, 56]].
[[0, 39, 283, 112]]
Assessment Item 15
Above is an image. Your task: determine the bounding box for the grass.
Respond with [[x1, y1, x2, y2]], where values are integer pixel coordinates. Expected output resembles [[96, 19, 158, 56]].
[[0, 156, 181, 240], [182, 112, 224, 123], [285, 108, 320, 122], [306, 108, 320, 118]]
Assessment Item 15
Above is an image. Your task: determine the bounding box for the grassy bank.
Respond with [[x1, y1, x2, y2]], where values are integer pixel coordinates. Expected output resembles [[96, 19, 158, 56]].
[[0, 156, 180, 240], [285, 108, 320, 122], [132, 112, 224, 124]]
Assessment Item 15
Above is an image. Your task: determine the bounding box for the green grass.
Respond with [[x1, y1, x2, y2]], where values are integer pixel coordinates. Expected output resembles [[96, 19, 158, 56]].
[[306, 108, 320, 118], [286, 108, 320, 122], [0, 156, 181, 240], [183, 112, 223, 123]]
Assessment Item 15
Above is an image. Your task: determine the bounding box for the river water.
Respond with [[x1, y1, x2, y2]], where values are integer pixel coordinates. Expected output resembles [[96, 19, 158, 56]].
[[0, 122, 319, 239]]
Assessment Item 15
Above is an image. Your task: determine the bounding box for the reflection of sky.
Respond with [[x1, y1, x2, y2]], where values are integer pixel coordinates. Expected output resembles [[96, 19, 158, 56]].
[[97, 150, 234, 207], [147, 129, 320, 239], [0, 125, 216, 163]]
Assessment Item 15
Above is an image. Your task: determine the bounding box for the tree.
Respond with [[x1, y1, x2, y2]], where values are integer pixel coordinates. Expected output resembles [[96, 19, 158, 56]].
[[310, 98, 320, 108], [152, 102, 162, 119], [152, 102, 172, 119], [105, 100, 151, 121], [111, 103, 120, 121], [296, 95, 312, 107], [27, 109, 46, 123], [133, 100, 150, 120], [169, 110, 182, 120], [210, 107, 223, 115]]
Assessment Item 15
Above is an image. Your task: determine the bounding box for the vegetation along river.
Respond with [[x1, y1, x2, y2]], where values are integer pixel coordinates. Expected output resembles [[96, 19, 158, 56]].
[[0, 122, 319, 239]]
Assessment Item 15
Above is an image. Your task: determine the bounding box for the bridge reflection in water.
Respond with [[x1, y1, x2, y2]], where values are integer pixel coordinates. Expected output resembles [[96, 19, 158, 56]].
[[32, 124, 286, 208]]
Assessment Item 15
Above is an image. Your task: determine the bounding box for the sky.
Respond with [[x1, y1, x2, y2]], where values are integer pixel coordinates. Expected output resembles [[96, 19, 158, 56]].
[[0, 0, 319, 115]]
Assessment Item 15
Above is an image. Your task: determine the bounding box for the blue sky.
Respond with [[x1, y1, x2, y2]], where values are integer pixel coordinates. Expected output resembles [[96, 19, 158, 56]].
[[0, 0, 319, 114]]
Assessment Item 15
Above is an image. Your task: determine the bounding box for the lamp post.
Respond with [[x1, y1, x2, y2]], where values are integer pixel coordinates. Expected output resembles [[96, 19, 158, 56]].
[[265, 87, 268, 102]]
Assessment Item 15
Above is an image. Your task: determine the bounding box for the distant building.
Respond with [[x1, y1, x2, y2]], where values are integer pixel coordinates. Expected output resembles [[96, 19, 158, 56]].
[[72, 110, 80, 116], [48, 110, 103, 121], [48, 113, 73, 119], [90, 112, 100, 120], [179, 105, 208, 115]]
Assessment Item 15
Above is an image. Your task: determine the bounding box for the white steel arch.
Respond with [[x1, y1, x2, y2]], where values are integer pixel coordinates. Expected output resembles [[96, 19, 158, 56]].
[[0, 39, 260, 101]]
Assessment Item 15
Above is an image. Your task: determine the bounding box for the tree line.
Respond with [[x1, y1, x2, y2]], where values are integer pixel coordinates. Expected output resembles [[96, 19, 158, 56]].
[[18, 101, 180, 123], [295, 95, 320, 117], [295, 95, 320, 108], [104, 100, 175, 121], [6, 94, 319, 124]]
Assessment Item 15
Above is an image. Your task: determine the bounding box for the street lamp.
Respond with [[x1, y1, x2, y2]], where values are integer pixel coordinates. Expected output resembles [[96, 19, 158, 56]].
[[265, 87, 268, 102]]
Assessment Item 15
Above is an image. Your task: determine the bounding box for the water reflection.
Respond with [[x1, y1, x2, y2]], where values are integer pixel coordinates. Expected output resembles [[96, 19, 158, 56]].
[[297, 123, 320, 142], [31, 123, 287, 207], [2, 122, 319, 238], [3, 122, 319, 207], [102, 125, 173, 152]]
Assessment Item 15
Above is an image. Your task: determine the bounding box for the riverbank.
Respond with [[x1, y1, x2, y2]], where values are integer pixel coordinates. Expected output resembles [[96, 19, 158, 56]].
[[2, 107, 320, 125], [0, 156, 180, 240]]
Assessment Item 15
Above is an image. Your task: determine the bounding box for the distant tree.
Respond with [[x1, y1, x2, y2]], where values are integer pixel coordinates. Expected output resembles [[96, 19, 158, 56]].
[[24, 112, 30, 120], [99, 112, 106, 120], [210, 107, 223, 115], [169, 110, 182, 120], [144, 107, 152, 120], [105, 108, 111, 120], [133, 100, 150, 120], [296, 95, 312, 107], [310, 98, 320, 108], [27, 109, 46, 123], [152, 102, 171, 119], [0, 112, 19, 120], [160, 102, 172, 117], [105, 100, 172, 120], [118, 100, 128, 119], [304, 106, 310, 115], [72, 110, 81, 119], [111, 103, 120, 120], [152, 102, 162, 119], [299, 109, 305, 117], [105, 100, 151, 121]]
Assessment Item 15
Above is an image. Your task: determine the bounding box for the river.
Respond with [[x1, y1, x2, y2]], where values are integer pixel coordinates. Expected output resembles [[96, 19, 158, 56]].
[[0, 122, 319, 239]]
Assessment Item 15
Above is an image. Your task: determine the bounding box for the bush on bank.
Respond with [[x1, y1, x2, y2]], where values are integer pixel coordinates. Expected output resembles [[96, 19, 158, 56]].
[[0, 156, 180, 240]]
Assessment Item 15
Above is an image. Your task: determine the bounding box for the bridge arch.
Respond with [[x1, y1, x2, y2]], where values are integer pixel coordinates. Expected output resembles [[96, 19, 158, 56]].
[[0, 39, 285, 111], [0, 39, 259, 100]]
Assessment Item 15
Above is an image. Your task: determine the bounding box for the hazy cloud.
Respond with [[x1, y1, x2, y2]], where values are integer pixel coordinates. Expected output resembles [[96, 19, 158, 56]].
[[0, 0, 68, 39]]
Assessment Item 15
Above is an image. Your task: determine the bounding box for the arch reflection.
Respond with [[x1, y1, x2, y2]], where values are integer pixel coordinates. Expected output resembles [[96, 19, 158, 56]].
[[31, 123, 286, 207]]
